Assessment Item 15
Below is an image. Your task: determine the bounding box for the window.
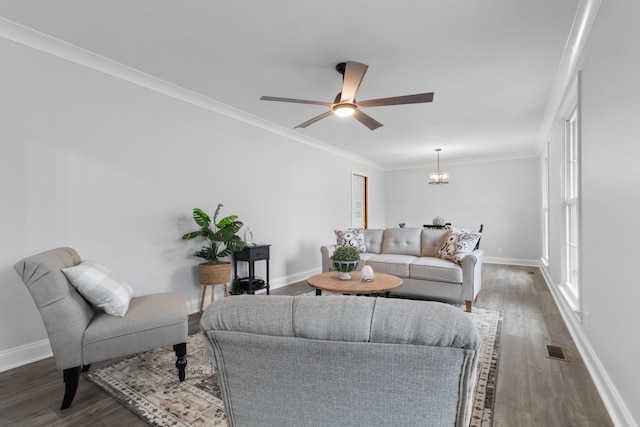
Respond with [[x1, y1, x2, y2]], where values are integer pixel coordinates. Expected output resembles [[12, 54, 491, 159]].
[[563, 107, 580, 308], [541, 143, 550, 266]]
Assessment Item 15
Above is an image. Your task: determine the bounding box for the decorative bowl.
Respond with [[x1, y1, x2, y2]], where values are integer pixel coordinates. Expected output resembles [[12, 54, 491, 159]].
[[333, 260, 359, 280]]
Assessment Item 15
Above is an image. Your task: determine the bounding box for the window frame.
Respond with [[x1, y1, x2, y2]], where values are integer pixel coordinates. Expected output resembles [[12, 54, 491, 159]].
[[559, 73, 582, 313], [541, 142, 550, 266]]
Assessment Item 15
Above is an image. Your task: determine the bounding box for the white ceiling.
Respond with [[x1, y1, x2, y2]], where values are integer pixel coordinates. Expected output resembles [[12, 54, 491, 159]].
[[0, 0, 580, 169]]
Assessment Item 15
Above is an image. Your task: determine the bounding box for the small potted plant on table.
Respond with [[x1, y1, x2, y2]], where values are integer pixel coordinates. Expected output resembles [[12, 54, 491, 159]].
[[331, 245, 361, 280], [182, 204, 245, 312]]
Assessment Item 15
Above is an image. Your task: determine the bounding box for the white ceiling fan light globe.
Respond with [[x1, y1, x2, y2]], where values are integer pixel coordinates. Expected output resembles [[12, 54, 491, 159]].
[[333, 103, 356, 117]]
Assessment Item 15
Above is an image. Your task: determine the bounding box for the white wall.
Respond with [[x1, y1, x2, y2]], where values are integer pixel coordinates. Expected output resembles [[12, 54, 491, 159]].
[[385, 157, 540, 264], [542, 1, 640, 424], [0, 36, 385, 368]]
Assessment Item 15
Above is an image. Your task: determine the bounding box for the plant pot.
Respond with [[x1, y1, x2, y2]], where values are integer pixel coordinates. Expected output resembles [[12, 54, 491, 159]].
[[333, 260, 359, 280], [199, 262, 231, 285]]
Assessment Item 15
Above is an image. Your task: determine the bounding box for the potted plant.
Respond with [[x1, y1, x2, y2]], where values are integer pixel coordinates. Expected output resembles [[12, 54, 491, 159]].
[[331, 245, 360, 280], [182, 204, 245, 286]]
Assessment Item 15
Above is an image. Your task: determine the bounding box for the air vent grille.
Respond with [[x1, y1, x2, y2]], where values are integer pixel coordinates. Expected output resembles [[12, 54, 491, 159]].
[[547, 345, 567, 361]]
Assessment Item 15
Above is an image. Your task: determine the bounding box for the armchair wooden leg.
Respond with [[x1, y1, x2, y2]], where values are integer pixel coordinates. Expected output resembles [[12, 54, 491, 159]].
[[61, 366, 81, 410], [173, 343, 187, 382], [465, 300, 472, 313]]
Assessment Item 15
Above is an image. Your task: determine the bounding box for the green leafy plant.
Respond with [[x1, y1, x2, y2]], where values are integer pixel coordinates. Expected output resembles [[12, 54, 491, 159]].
[[331, 245, 360, 262], [182, 204, 245, 264]]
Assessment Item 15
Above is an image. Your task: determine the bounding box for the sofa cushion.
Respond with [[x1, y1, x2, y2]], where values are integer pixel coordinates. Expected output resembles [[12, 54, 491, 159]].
[[366, 254, 417, 277], [381, 228, 422, 256], [363, 229, 384, 254], [421, 229, 450, 257], [359, 253, 378, 262], [335, 228, 367, 253], [83, 292, 187, 363], [409, 257, 463, 283], [437, 229, 482, 264]]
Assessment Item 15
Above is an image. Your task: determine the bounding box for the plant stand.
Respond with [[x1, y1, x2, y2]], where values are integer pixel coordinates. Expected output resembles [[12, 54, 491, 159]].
[[199, 282, 228, 314], [199, 263, 231, 314]]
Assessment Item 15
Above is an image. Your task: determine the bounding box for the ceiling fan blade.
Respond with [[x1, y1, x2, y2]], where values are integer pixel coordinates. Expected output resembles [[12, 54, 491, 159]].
[[294, 110, 334, 129], [357, 92, 434, 108], [339, 61, 368, 103], [260, 96, 331, 107], [352, 109, 383, 131]]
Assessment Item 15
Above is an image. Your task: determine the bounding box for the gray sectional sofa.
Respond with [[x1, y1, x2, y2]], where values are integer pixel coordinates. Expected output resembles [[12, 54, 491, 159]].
[[321, 227, 483, 312]]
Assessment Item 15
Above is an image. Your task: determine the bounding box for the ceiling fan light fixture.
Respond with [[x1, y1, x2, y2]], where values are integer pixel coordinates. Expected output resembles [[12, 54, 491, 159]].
[[260, 61, 433, 130], [429, 148, 449, 184], [333, 103, 357, 117]]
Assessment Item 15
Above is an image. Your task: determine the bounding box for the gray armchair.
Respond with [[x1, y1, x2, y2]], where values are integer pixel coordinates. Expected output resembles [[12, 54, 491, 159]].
[[14, 247, 189, 410], [201, 295, 481, 427]]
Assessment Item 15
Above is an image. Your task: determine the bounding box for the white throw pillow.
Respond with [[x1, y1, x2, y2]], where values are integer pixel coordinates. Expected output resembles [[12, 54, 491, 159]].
[[334, 228, 367, 253], [437, 229, 481, 264], [62, 261, 134, 317]]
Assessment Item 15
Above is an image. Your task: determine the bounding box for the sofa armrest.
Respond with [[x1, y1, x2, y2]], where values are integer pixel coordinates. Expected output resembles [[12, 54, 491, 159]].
[[461, 249, 483, 302], [320, 244, 338, 273]]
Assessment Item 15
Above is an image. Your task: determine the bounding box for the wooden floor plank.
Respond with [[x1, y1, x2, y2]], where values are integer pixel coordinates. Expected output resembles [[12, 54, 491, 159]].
[[528, 366, 577, 426], [496, 333, 531, 413], [494, 403, 534, 427]]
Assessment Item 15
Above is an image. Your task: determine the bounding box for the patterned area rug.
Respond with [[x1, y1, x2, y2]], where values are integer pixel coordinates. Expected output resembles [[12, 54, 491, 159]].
[[467, 305, 502, 427], [88, 302, 502, 427]]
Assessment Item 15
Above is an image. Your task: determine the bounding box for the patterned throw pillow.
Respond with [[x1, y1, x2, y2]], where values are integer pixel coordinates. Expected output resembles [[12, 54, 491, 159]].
[[62, 261, 134, 317], [437, 229, 482, 264], [334, 228, 367, 253]]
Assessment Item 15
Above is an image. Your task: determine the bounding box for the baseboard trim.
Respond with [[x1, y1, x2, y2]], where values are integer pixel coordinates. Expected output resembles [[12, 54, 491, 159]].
[[0, 339, 52, 373], [484, 256, 539, 266], [539, 265, 637, 427]]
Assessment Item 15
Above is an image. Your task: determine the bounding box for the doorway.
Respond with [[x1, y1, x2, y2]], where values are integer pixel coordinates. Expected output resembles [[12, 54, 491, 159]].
[[351, 173, 368, 228]]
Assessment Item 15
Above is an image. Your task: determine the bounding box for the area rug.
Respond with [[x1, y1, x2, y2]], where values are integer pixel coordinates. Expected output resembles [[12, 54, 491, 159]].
[[88, 303, 502, 427]]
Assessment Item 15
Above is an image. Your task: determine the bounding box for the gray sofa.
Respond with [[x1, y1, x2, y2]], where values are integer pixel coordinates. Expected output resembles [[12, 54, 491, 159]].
[[201, 295, 481, 427], [321, 227, 483, 312]]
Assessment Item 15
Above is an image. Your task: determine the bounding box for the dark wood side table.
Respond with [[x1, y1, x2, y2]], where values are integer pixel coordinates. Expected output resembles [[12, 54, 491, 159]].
[[232, 244, 270, 294]]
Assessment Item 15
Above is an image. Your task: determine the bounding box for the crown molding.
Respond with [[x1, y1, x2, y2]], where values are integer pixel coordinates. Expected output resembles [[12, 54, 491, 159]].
[[386, 151, 539, 172], [537, 0, 603, 152], [0, 17, 384, 170]]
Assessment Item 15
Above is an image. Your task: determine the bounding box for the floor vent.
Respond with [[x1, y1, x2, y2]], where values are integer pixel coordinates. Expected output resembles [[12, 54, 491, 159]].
[[547, 345, 568, 361]]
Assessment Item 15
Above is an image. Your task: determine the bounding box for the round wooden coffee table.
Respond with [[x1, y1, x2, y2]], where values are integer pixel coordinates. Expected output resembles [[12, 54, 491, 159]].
[[307, 271, 403, 297]]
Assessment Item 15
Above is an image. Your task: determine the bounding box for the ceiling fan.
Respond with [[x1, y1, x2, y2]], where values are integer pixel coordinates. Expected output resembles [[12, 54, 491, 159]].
[[260, 61, 434, 131]]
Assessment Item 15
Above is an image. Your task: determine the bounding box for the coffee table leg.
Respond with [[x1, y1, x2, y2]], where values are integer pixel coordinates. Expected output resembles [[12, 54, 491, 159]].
[[315, 289, 322, 296], [384, 291, 391, 298]]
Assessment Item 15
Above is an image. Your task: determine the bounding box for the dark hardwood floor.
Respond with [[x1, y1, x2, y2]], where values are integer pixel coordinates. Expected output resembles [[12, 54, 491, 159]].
[[0, 264, 612, 426]]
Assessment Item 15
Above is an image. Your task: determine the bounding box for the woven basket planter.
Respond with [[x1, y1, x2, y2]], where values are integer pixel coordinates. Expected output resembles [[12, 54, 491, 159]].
[[199, 262, 231, 285]]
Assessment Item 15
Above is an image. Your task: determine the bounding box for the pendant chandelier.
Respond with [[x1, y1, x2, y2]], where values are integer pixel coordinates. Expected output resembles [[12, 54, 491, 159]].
[[428, 148, 449, 184]]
